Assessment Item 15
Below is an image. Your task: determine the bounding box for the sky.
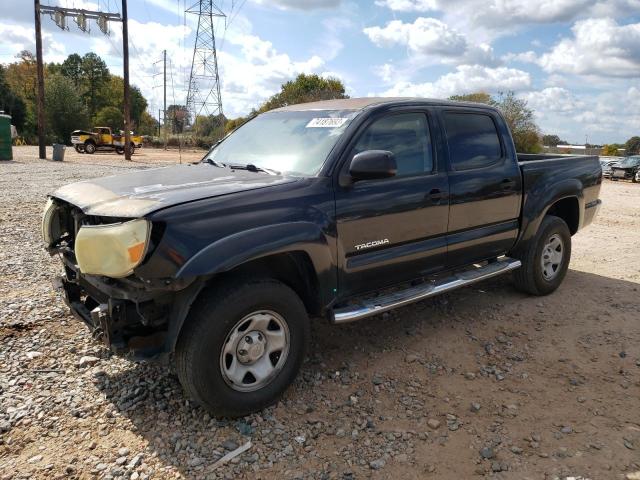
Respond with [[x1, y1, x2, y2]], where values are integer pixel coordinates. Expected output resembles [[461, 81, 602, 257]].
[[1, 0, 639, 144]]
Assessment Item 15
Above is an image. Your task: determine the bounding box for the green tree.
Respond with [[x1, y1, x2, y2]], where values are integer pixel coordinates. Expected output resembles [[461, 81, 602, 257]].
[[104, 75, 147, 129], [81, 52, 109, 117], [225, 116, 250, 134], [625, 136, 640, 155], [542, 134, 566, 146], [492, 92, 542, 153], [194, 113, 226, 139], [138, 110, 158, 136], [258, 73, 348, 113], [602, 144, 620, 156], [45, 74, 89, 144], [60, 53, 83, 87], [448, 92, 492, 104], [0, 65, 26, 130], [94, 106, 123, 132]]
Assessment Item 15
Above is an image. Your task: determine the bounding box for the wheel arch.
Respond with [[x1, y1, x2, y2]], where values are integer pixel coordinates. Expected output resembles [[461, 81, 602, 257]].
[[165, 223, 336, 353], [545, 196, 579, 235]]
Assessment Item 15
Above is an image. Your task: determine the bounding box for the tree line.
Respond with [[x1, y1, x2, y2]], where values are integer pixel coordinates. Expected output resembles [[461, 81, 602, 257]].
[[2, 50, 638, 154], [0, 51, 156, 144]]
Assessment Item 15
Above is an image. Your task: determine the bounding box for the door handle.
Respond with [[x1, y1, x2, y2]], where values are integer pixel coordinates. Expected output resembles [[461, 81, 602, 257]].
[[501, 179, 517, 190], [428, 188, 444, 203]]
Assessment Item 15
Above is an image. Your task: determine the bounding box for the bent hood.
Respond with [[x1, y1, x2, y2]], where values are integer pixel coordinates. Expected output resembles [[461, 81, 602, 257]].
[[52, 163, 297, 217]]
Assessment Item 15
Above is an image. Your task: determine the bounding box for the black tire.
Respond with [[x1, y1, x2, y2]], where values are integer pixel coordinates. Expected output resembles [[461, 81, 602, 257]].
[[512, 215, 571, 296], [129, 143, 135, 155], [84, 141, 96, 154], [74, 145, 85, 154], [633, 174, 638, 183], [116, 147, 124, 155], [175, 278, 309, 417]]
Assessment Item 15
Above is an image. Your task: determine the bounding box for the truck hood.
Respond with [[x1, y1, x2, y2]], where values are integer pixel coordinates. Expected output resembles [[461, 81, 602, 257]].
[[52, 163, 297, 217]]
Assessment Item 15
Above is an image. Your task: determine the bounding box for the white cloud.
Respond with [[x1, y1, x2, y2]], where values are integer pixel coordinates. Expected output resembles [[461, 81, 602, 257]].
[[522, 87, 583, 113], [364, 18, 467, 57], [538, 18, 640, 78], [502, 51, 538, 64], [252, 0, 341, 10], [381, 64, 531, 98], [0, 24, 67, 63], [217, 32, 326, 115], [374, 0, 438, 12]]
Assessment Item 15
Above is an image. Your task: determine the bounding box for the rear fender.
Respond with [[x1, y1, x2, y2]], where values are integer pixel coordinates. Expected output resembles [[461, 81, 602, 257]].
[[517, 178, 583, 249]]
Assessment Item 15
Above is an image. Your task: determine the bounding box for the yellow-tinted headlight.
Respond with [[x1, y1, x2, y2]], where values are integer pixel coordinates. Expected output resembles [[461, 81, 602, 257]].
[[75, 219, 150, 278]]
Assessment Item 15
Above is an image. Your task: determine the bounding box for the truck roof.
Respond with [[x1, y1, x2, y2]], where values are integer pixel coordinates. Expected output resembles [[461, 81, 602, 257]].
[[271, 97, 501, 112]]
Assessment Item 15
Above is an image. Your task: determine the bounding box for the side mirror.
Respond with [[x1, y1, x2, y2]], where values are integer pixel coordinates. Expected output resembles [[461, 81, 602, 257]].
[[349, 150, 397, 182]]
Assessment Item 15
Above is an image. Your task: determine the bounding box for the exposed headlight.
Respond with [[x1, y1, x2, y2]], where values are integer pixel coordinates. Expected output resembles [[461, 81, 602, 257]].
[[42, 197, 57, 246], [75, 219, 150, 278]]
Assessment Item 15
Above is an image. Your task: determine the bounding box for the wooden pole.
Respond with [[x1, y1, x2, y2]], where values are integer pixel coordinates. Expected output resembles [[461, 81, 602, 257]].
[[122, 0, 131, 160], [163, 49, 167, 150], [34, 0, 46, 159]]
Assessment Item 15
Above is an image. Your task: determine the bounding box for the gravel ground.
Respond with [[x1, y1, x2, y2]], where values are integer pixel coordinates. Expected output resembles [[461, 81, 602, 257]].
[[1, 146, 640, 480]]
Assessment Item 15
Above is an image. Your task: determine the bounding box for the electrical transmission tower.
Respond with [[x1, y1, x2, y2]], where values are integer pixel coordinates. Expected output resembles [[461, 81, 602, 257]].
[[185, 1, 225, 135]]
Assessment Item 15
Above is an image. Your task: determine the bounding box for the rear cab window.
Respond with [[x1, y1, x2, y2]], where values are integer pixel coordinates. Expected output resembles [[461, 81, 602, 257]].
[[443, 112, 503, 170]]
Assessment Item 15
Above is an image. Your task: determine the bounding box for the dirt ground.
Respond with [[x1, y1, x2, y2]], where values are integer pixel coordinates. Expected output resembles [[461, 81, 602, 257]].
[[1, 146, 639, 480]]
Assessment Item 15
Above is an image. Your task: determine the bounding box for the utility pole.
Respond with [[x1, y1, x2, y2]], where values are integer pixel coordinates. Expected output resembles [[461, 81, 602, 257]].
[[35, 4, 120, 159], [34, 0, 46, 160], [122, 0, 131, 160], [163, 49, 167, 149]]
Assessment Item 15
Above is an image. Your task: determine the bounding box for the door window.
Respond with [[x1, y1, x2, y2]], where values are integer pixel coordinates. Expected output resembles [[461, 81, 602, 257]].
[[444, 112, 502, 170], [351, 113, 433, 176]]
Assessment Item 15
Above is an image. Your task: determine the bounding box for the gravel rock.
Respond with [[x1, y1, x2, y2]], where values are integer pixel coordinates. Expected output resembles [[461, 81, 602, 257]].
[[427, 419, 441, 430], [78, 355, 100, 367], [369, 458, 386, 470], [480, 447, 495, 459]]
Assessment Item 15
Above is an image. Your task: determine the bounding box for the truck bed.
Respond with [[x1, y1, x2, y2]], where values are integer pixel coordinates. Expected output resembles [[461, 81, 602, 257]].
[[517, 153, 599, 163]]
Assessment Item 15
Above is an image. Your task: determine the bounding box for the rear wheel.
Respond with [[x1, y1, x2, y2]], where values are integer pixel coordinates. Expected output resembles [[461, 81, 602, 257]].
[[175, 279, 309, 417], [116, 147, 124, 155], [84, 141, 96, 154], [128, 143, 135, 155], [512, 215, 571, 296]]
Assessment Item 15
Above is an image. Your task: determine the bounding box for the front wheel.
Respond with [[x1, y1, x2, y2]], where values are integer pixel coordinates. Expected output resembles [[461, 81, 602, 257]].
[[512, 215, 571, 296], [74, 145, 85, 153], [84, 142, 96, 154], [116, 147, 124, 155], [175, 279, 309, 417]]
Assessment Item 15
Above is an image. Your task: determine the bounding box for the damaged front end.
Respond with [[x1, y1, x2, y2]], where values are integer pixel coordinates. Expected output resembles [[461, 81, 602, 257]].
[[43, 197, 194, 360]]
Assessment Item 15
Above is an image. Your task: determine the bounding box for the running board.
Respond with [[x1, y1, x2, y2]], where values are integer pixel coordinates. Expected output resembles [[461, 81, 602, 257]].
[[331, 257, 521, 324]]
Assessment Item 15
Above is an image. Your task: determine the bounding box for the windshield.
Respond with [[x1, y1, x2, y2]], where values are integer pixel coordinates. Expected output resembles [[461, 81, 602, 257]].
[[203, 110, 359, 175], [617, 157, 640, 167]]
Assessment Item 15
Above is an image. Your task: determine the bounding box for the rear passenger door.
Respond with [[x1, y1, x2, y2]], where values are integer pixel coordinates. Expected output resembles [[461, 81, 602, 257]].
[[440, 109, 522, 268], [335, 110, 449, 297]]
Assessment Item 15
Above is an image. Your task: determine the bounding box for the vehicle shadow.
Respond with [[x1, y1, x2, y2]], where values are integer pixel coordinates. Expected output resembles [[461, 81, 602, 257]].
[[99, 269, 639, 478]]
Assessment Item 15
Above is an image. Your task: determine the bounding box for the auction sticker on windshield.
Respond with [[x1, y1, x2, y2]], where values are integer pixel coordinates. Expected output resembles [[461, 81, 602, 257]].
[[306, 117, 349, 128]]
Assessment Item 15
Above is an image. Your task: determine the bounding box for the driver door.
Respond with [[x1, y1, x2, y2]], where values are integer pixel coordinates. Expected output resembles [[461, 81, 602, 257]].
[[334, 110, 449, 297]]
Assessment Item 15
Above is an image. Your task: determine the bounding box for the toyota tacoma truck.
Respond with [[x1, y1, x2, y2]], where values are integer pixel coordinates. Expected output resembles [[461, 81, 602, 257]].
[[43, 98, 602, 417]]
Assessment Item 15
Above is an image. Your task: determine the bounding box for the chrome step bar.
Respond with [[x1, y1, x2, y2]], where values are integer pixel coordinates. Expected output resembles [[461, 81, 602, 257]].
[[331, 257, 521, 324]]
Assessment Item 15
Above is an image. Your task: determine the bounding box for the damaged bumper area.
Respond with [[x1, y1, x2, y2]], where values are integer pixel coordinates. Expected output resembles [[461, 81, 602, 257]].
[[54, 258, 175, 360], [54, 258, 202, 361]]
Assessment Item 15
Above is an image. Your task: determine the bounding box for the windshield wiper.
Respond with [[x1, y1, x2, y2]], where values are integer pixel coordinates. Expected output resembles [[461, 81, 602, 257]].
[[204, 157, 225, 167], [227, 163, 280, 175]]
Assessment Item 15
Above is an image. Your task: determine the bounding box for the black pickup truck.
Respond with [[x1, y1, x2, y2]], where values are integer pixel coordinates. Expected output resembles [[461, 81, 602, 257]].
[[43, 98, 602, 416]]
